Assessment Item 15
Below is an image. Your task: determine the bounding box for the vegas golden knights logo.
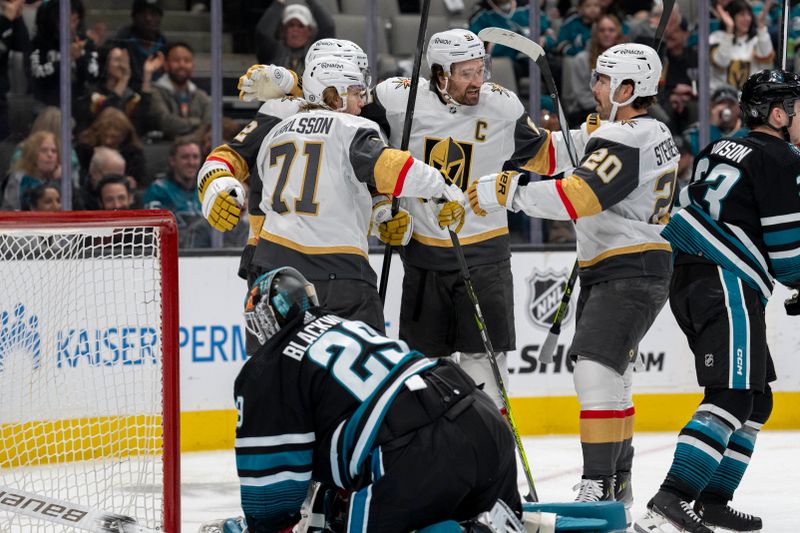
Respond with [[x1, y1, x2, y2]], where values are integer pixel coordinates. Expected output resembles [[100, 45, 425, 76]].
[[727, 60, 750, 90], [424, 137, 473, 190]]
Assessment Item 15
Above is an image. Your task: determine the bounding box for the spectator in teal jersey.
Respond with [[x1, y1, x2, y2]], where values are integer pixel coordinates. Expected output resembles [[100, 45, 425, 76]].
[[556, 0, 602, 56], [469, 0, 556, 83], [144, 137, 202, 215], [468, 0, 556, 54], [683, 85, 749, 156], [144, 137, 209, 247]]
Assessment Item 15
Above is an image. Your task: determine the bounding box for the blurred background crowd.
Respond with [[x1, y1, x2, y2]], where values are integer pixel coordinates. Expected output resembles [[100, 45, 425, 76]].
[[0, 0, 796, 248]]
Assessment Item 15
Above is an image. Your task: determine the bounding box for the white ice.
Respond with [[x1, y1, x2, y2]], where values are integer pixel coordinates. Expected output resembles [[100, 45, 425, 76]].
[[181, 430, 799, 532]]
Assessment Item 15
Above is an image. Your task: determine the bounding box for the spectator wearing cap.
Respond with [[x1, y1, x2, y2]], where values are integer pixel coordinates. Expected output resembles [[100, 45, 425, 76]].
[[709, 0, 773, 91], [683, 85, 749, 157], [113, 0, 167, 92], [254, 0, 335, 76], [149, 42, 211, 140]]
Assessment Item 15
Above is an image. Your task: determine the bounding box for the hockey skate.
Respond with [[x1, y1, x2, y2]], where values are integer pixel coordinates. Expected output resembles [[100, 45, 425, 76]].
[[573, 476, 614, 502], [613, 471, 633, 526], [633, 490, 713, 533], [694, 501, 762, 532]]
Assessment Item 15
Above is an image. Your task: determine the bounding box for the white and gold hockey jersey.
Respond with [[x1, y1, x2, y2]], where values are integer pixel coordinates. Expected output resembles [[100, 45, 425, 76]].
[[370, 78, 560, 270], [253, 107, 445, 286], [512, 116, 680, 284]]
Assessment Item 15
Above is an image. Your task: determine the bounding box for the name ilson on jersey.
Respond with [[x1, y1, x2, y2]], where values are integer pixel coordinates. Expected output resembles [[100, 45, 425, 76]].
[[275, 116, 335, 136]]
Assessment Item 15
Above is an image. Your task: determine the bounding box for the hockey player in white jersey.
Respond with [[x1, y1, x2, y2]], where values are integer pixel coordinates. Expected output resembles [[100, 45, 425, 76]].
[[249, 55, 464, 334], [469, 43, 679, 520], [358, 29, 568, 412], [197, 39, 391, 285]]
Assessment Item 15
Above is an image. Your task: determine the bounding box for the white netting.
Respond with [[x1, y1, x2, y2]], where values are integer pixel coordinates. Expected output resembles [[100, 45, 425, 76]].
[[0, 225, 169, 532]]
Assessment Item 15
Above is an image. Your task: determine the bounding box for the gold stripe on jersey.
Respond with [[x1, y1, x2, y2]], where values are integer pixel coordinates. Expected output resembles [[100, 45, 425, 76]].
[[560, 174, 602, 217], [259, 230, 368, 259], [520, 130, 554, 175], [411, 226, 508, 247], [623, 413, 634, 440], [577, 242, 672, 268], [374, 149, 412, 194], [248, 214, 265, 245], [579, 417, 625, 443], [209, 145, 251, 182]]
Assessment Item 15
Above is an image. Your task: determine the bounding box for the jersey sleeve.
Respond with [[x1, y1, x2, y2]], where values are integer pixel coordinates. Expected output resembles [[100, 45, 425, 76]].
[[234, 364, 313, 531], [511, 126, 640, 220], [756, 157, 800, 288]]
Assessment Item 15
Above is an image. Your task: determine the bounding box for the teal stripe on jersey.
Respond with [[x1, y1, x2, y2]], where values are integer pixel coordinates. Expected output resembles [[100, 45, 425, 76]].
[[348, 485, 371, 533], [720, 269, 749, 390], [240, 479, 308, 521], [770, 251, 800, 283], [236, 450, 313, 472], [663, 208, 772, 298], [763, 227, 800, 247]]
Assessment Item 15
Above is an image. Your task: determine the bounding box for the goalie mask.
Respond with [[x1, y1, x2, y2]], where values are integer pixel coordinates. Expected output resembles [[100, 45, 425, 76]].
[[303, 56, 366, 111], [592, 43, 661, 121], [306, 39, 372, 89], [244, 267, 319, 345]]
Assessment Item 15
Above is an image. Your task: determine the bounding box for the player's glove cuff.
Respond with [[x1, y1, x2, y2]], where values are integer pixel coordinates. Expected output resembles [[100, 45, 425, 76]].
[[468, 171, 519, 216], [371, 195, 414, 246], [201, 176, 245, 232], [238, 64, 297, 102]]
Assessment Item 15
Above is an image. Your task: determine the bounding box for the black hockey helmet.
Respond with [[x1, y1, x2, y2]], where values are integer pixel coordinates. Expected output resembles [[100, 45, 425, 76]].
[[244, 267, 319, 345], [740, 69, 800, 129]]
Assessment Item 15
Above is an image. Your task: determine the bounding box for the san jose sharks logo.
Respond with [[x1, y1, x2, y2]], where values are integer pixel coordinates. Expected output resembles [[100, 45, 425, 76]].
[[526, 268, 574, 330], [0, 304, 42, 372]]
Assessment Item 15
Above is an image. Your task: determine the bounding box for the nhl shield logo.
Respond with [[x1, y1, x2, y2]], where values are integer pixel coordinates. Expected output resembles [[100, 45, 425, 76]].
[[526, 268, 574, 330]]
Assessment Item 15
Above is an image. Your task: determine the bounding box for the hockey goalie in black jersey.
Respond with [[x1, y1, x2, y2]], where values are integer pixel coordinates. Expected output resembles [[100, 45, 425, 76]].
[[234, 267, 520, 533], [635, 70, 800, 533]]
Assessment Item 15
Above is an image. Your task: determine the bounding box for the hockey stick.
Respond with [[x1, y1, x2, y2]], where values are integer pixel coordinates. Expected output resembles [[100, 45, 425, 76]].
[[378, 0, 432, 303], [779, 0, 789, 70], [478, 27, 580, 365], [445, 227, 539, 503], [0, 485, 158, 533]]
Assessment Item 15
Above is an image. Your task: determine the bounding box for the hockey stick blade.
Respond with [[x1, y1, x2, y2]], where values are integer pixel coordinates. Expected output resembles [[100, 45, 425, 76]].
[[478, 27, 579, 166], [477, 27, 545, 61], [0, 485, 158, 533], [537, 330, 559, 365]]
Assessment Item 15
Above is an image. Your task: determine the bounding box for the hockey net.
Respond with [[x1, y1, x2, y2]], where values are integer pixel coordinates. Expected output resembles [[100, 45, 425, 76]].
[[0, 211, 180, 532]]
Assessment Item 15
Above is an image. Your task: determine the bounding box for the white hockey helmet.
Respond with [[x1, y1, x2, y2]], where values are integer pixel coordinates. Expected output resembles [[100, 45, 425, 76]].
[[305, 38, 372, 87], [594, 43, 662, 101], [426, 29, 486, 76], [302, 56, 365, 109]]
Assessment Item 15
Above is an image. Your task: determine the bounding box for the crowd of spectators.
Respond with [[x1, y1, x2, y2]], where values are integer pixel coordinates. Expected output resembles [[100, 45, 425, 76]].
[[0, 0, 797, 248]]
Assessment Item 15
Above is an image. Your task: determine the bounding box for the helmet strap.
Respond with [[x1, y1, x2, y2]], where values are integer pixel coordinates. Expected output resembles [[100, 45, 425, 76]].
[[437, 76, 464, 108], [608, 81, 636, 122]]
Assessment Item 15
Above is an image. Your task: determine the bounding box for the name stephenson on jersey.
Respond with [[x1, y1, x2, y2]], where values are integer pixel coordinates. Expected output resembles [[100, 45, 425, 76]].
[[512, 116, 680, 284], [234, 310, 437, 529], [372, 78, 559, 269]]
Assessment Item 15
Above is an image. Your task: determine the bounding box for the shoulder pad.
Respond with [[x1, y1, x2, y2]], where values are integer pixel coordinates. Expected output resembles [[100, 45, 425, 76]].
[[375, 77, 429, 112], [478, 82, 524, 119], [258, 96, 304, 120], [590, 119, 643, 145]]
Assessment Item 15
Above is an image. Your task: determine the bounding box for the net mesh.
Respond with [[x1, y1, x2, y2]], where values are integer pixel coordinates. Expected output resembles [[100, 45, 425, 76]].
[[0, 225, 167, 532]]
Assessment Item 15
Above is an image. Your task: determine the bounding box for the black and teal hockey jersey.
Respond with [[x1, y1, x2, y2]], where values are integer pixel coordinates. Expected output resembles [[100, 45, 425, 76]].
[[663, 131, 800, 298], [232, 309, 436, 531]]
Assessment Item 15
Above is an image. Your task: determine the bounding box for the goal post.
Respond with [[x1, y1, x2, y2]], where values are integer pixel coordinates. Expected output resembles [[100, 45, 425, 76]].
[[0, 210, 180, 532]]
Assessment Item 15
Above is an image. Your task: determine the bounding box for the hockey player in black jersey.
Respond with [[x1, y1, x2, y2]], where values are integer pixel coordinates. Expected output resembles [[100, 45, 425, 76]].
[[635, 69, 800, 533], [234, 266, 520, 533]]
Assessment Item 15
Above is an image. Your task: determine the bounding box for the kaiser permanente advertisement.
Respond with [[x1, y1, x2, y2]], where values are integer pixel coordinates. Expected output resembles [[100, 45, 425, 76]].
[[178, 252, 800, 451]]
